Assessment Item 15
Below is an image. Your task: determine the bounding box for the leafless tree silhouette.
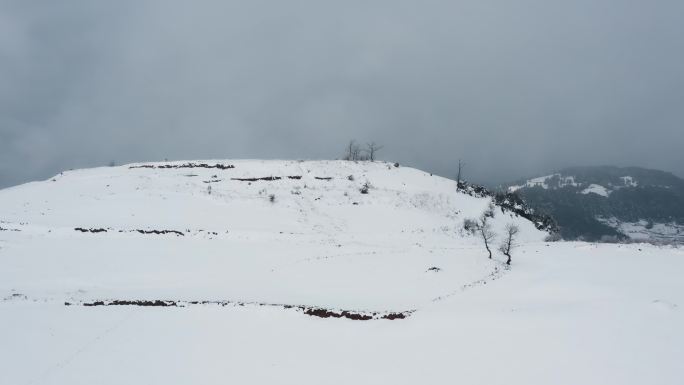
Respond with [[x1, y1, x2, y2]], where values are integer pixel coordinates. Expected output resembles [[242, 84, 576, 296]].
[[499, 223, 520, 265], [366, 142, 383, 161]]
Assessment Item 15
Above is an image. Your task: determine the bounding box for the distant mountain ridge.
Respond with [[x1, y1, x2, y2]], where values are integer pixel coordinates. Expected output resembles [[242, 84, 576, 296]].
[[503, 166, 684, 242]]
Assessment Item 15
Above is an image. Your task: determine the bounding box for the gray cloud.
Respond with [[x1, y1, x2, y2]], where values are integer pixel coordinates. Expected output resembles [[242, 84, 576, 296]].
[[1, 0, 683, 188]]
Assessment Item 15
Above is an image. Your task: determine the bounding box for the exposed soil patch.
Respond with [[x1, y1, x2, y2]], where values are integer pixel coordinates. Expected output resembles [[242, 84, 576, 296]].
[[231, 175, 308, 182], [134, 229, 184, 236], [2, 293, 28, 301], [75, 227, 107, 233], [232, 176, 282, 182], [83, 299, 177, 307], [65, 298, 413, 321], [74, 228, 185, 236], [130, 163, 235, 170]]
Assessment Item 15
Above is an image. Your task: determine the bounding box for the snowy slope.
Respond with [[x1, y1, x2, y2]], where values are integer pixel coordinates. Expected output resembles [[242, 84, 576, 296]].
[[0, 160, 544, 309], [1, 160, 683, 385]]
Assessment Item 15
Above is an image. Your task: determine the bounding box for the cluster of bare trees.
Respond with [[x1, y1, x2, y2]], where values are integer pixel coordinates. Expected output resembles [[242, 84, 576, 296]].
[[343, 140, 383, 161], [464, 203, 520, 265]]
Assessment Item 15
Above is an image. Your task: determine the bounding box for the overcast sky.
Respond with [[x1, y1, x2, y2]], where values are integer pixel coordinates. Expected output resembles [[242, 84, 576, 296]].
[[1, 0, 683, 188]]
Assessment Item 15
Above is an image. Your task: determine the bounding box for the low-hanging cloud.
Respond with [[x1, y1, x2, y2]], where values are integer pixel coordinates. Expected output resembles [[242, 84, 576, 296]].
[[1, 0, 683, 188]]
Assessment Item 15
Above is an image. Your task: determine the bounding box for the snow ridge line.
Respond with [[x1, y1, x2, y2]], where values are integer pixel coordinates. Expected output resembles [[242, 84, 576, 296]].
[[63, 299, 414, 321]]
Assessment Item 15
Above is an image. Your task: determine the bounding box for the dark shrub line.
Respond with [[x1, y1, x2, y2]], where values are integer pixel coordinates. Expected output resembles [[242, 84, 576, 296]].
[[75, 227, 107, 233], [130, 163, 235, 170], [232, 176, 282, 182], [135, 229, 184, 236], [74, 227, 185, 236], [457, 181, 558, 234], [65, 299, 413, 321], [231, 175, 304, 182]]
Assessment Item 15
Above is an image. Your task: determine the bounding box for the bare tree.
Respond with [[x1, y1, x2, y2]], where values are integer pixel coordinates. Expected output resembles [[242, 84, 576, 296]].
[[456, 159, 465, 186], [366, 142, 383, 161], [478, 216, 496, 259], [353, 145, 364, 160], [344, 140, 355, 160], [499, 223, 520, 265], [344, 140, 363, 161]]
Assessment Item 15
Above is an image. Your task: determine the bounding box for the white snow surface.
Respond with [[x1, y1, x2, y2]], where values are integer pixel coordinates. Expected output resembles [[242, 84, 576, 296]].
[[621, 175, 638, 187], [508, 174, 555, 191], [1, 160, 683, 385], [581, 183, 610, 197], [508, 173, 579, 192]]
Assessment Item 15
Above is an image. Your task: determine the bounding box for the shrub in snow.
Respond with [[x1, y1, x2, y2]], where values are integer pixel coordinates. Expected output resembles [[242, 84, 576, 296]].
[[463, 218, 478, 235], [269, 194, 276, 203], [360, 182, 371, 194], [483, 202, 495, 218], [544, 232, 562, 242]]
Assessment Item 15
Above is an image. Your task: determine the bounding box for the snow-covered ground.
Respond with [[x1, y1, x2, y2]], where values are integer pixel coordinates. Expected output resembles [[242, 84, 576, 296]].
[[1, 160, 682, 384]]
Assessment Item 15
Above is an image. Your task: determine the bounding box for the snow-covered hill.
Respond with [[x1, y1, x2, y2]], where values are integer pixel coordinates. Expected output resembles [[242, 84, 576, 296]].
[[1, 160, 682, 385], [0, 160, 544, 310]]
